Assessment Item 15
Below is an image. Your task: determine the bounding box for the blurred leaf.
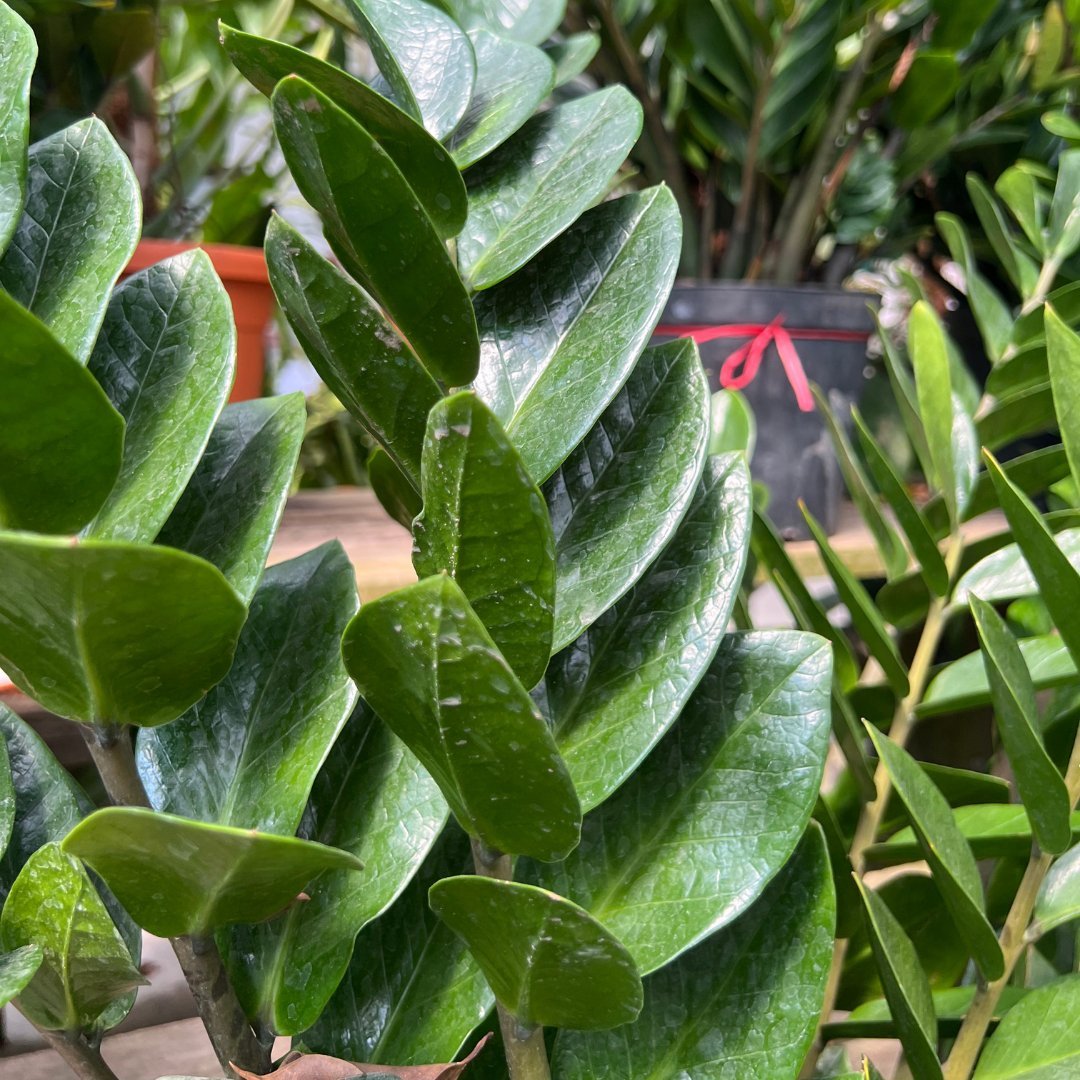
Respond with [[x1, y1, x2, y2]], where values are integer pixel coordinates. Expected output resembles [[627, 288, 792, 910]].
[[709, 388, 755, 457], [956, 529, 1080, 606], [1049, 149, 1080, 260], [1046, 304, 1080, 492], [892, 52, 959, 128], [544, 33, 599, 86], [996, 166, 1046, 256], [966, 174, 1039, 297], [367, 447, 422, 529], [437, 0, 564, 45], [1033, 843, 1080, 937], [0, 2, 34, 253]]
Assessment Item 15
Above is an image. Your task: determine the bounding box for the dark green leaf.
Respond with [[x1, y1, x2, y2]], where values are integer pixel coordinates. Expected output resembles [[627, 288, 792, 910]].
[[0, 291, 123, 534], [429, 876, 642, 1030], [368, 447, 424, 529], [955, 529, 1080, 606], [459, 88, 642, 289], [0, 118, 139, 361], [977, 384, 1057, 452], [86, 251, 234, 542], [156, 395, 306, 604], [63, 808, 363, 938], [0, 2, 34, 253], [530, 631, 831, 973], [438, 0, 564, 45], [413, 392, 555, 688], [1033, 843, 1080, 937], [0, 945, 41, 1009], [342, 575, 580, 860], [544, 33, 600, 86], [473, 186, 680, 482], [0, 534, 245, 727], [551, 825, 834, 1079], [1046, 304, 1080, 493], [272, 76, 479, 387], [548, 454, 750, 811]]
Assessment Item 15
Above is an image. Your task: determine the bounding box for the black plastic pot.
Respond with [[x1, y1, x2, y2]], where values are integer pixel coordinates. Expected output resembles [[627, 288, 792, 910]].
[[657, 283, 878, 539]]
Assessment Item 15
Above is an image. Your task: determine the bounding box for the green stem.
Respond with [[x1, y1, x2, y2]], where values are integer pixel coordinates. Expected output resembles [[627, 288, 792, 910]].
[[470, 839, 552, 1080], [39, 1028, 121, 1080], [84, 726, 151, 809], [1019, 255, 1062, 317]]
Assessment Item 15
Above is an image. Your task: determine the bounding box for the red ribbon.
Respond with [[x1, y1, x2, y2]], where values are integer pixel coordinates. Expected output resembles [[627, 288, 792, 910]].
[[655, 318, 869, 414]]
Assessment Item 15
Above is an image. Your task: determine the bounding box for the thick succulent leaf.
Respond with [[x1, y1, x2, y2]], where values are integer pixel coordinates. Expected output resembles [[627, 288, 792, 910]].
[[437, 0, 564, 44], [221, 24, 467, 240], [137, 543, 358, 835], [413, 393, 555, 687], [0, 291, 123, 534], [302, 826, 494, 1066], [0, 2, 34, 253], [155, 395, 305, 604], [530, 631, 831, 973], [955, 529, 1080, 606], [544, 33, 600, 85], [971, 598, 1071, 855], [1046, 304, 1080, 493], [0, 843, 146, 1031], [1034, 843, 1080, 937], [551, 825, 834, 1079], [458, 87, 643, 290], [854, 878, 941, 1080], [342, 576, 580, 861], [0, 534, 245, 727], [86, 251, 234, 542], [865, 728, 1003, 980], [347, 0, 475, 140], [549, 454, 751, 811], [0, 118, 139, 361], [221, 701, 447, 1034], [546, 339, 709, 651], [272, 76, 478, 387], [368, 447, 424, 529], [472, 186, 680, 482], [63, 808, 363, 938], [974, 975, 1080, 1078], [0, 945, 41, 1009], [429, 876, 642, 1030], [448, 30, 554, 168], [266, 217, 437, 488]]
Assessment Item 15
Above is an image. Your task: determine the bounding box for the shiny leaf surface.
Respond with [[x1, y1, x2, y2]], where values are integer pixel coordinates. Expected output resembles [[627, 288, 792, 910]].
[[1034, 843, 1080, 937], [368, 447, 424, 529], [0, 945, 41, 1009], [544, 33, 600, 86], [0, 2, 34, 253], [438, 0, 564, 44], [1046, 304, 1080, 493], [955, 529, 1080, 606]]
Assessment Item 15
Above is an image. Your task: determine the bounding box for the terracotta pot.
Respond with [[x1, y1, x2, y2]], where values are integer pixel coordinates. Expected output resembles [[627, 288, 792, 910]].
[[125, 239, 273, 401]]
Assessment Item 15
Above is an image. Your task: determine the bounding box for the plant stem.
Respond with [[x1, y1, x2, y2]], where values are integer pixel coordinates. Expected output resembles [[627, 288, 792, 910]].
[[1019, 255, 1062, 317], [84, 726, 152, 809], [470, 839, 553, 1080], [943, 722, 1080, 1079], [39, 1028, 121, 1080]]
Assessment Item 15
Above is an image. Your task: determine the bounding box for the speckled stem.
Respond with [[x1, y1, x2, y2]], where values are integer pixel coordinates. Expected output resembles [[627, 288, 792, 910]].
[[39, 1029, 120, 1080]]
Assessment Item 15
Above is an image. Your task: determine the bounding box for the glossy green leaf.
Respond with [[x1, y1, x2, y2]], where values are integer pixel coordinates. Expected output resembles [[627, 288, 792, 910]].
[[272, 76, 479, 387], [430, 876, 642, 1030], [971, 598, 1071, 854], [437, 0, 564, 44], [853, 878, 941, 1080], [552, 825, 834, 1079], [549, 454, 750, 811], [63, 808, 363, 938], [865, 727, 1003, 980], [86, 251, 234, 542], [709, 388, 755, 457], [547, 339, 709, 650], [342, 575, 580, 861], [1049, 149, 1080, 260], [532, 631, 830, 973], [472, 186, 680, 482], [0, 2, 34, 253], [802, 507, 909, 696], [0, 945, 41, 1010], [458, 87, 642, 289], [155, 395, 305, 604], [414, 392, 555, 687], [836, 985, 1027, 1040], [544, 33, 600, 86], [1046, 304, 1080, 493], [303, 827, 492, 1066], [966, 174, 1039, 297], [974, 975, 1080, 1078], [221, 701, 447, 1034], [956, 529, 1080, 607], [368, 447, 424, 529], [1033, 843, 1080, 937], [0, 118, 139, 361], [0, 291, 123, 534], [221, 23, 467, 240], [0, 534, 245, 727], [448, 30, 554, 168], [0, 843, 145, 1031], [996, 166, 1045, 255], [138, 542, 358, 835], [348, 0, 475, 139]]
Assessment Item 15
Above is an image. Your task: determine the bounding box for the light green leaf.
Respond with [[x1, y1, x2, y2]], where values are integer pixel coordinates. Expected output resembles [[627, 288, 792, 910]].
[[342, 576, 580, 861], [996, 166, 1046, 256], [272, 76, 479, 387], [709, 388, 755, 457], [0, 291, 123, 534], [137, 543, 358, 834], [910, 301, 958, 524], [0, 945, 41, 1010], [63, 808, 363, 938], [0, 118, 139, 361], [0, 534, 245, 727], [437, 0, 565, 45], [839, 985, 1026, 1039], [86, 251, 234, 543], [977, 384, 1057, 452], [1033, 843, 1080, 937], [971, 598, 1071, 855], [0, 2, 34, 254], [0, 843, 146, 1031], [459, 87, 643, 289], [531, 631, 831, 973], [966, 174, 1039, 297], [472, 186, 680, 483], [865, 727, 1004, 980], [552, 825, 834, 1079], [429, 876, 642, 1030], [549, 454, 751, 811], [955, 529, 1080, 607], [547, 339, 709, 650], [347, 0, 475, 139], [155, 395, 306, 604], [413, 392, 555, 688], [1045, 304, 1080, 494], [1048, 149, 1080, 260], [367, 446, 423, 529]]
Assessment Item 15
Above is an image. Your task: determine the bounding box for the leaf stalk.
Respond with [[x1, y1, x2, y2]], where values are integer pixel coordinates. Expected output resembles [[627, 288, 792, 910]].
[[38, 1028, 121, 1080]]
